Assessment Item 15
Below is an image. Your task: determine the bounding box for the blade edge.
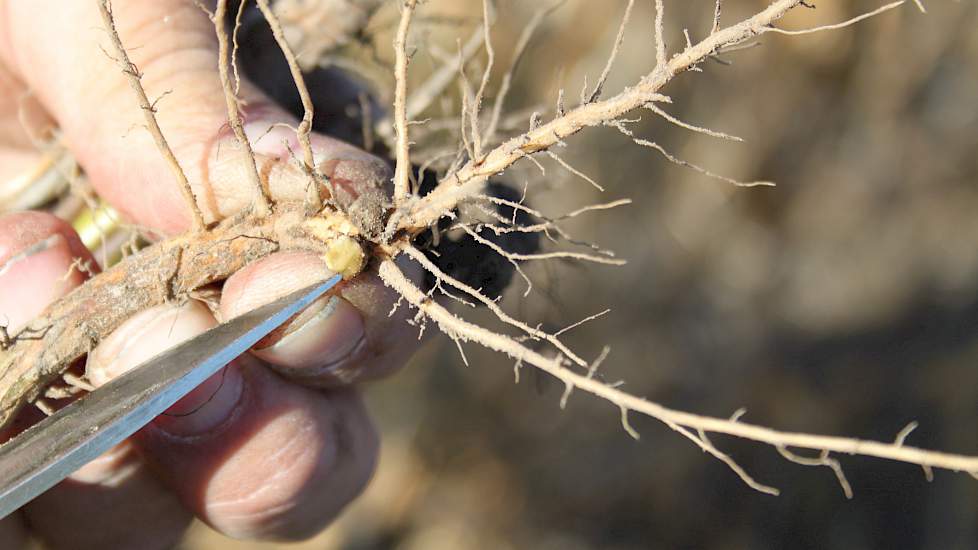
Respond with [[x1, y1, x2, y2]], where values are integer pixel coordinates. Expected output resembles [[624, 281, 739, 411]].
[[0, 275, 341, 519]]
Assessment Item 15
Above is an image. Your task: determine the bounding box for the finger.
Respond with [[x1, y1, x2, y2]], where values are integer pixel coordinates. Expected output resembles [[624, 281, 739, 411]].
[[219, 252, 426, 387], [145, 367, 379, 541], [0, 212, 93, 332], [88, 301, 379, 541], [22, 440, 191, 550], [0, 212, 91, 445], [86, 300, 240, 436], [0, 1, 389, 235], [0, 212, 192, 549]]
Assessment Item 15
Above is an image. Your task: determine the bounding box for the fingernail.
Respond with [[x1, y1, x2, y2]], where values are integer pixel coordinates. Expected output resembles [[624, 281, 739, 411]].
[[244, 119, 376, 166], [88, 301, 244, 437], [318, 157, 392, 216], [220, 252, 367, 374], [240, 116, 385, 210], [152, 364, 245, 437], [88, 302, 215, 386], [0, 234, 87, 332], [252, 294, 366, 373], [244, 119, 301, 160], [241, 119, 319, 206]]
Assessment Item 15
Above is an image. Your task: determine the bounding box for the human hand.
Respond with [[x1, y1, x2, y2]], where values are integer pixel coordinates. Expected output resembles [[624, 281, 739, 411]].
[[0, 1, 421, 547]]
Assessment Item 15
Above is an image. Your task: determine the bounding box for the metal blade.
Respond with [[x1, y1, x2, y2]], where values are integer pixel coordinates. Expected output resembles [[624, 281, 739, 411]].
[[0, 275, 342, 519]]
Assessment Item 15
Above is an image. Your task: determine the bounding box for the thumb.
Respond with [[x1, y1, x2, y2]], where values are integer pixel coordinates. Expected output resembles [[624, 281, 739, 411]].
[[0, 0, 388, 235]]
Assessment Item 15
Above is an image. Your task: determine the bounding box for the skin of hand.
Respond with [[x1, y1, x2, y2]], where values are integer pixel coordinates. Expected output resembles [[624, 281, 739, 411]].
[[0, 1, 424, 547]]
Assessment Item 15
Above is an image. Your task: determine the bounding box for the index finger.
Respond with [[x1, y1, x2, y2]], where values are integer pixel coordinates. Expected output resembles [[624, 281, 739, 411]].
[[0, 0, 388, 235]]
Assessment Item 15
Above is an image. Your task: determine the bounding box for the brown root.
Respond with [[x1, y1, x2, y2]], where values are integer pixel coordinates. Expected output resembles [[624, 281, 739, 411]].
[[0, 203, 364, 429]]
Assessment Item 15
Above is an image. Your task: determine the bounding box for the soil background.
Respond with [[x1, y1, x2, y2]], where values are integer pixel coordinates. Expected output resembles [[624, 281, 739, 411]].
[[178, 1, 978, 548]]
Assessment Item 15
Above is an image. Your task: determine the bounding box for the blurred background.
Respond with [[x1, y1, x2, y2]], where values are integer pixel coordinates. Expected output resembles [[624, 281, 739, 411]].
[[55, 0, 978, 548]]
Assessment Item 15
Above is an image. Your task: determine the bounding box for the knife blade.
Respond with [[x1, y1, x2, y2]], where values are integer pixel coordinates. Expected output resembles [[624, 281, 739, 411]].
[[0, 275, 342, 519]]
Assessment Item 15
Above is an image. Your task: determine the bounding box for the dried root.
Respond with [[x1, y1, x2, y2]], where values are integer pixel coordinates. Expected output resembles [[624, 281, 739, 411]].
[[0, 204, 367, 426]]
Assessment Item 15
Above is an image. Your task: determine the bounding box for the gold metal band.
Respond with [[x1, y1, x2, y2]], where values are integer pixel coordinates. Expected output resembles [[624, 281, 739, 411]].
[[2, 148, 126, 263]]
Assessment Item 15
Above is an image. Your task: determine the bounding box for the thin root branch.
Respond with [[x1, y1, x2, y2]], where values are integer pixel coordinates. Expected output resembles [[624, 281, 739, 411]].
[[254, 0, 324, 212], [96, 0, 206, 231], [392, 0, 420, 205], [777, 446, 854, 499], [378, 258, 978, 496], [214, 0, 272, 217], [765, 1, 906, 36]]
